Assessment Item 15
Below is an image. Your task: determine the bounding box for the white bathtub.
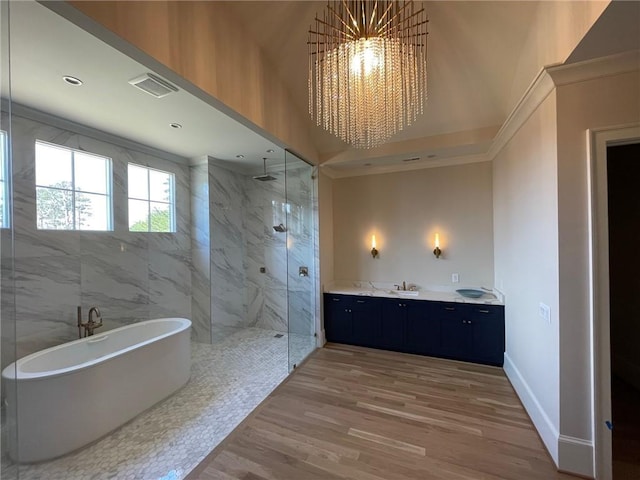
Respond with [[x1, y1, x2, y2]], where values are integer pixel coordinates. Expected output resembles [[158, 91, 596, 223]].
[[1, 317, 191, 463]]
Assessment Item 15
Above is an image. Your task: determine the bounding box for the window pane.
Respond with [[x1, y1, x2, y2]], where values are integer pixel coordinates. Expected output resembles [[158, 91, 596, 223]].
[[149, 202, 171, 232], [35, 142, 72, 188], [36, 186, 74, 230], [76, 192, 109, 231], [128, 164, 148, 200], [149, 169, 172, 202], [129, 199, 149, 232], [75, 152, 109, 194]]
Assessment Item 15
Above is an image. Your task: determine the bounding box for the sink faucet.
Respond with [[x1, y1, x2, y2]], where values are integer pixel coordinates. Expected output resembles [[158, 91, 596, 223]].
[[77, 306, 103, 337], [394, 281, 407, 291]]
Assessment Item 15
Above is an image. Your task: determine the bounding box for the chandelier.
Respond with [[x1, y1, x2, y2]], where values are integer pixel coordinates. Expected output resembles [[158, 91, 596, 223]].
[[308, 1, 428, 149]]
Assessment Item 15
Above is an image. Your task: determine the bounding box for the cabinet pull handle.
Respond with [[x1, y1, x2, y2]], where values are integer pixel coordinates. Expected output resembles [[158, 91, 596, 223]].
[[356, 300, 365, 303], [445, 307, 455, 311], [478, 309, 490, 313], [468, 320, 472, 324], [332, 298, 340, 302]]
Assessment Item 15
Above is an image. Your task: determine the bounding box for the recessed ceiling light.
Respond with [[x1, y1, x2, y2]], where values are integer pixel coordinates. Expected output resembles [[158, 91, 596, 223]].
[[63, 75, 83, 86], [266, 149, 275, 153], [169, 123, 182, 129], [236, 154, 245, 159]]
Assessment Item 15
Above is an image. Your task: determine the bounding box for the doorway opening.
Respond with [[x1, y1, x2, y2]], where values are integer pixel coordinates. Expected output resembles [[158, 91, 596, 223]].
[[591, 125, 640, 480], [606, 143, 640, 478]]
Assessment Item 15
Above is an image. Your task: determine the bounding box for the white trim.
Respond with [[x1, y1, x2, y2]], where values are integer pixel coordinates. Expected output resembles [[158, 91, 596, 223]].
[[547, 50, 640, 88], [588, 124, 640, 480], [488, 51, 640, 163], [322, 153, 490, 179], [503, 352, 559, 464], [488, 68, 556, 161], [558, 435, 594, 479]]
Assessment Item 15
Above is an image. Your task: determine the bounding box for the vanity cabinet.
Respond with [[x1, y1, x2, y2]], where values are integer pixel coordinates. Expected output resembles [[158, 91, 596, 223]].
[[324, 294, 382, 346], [324, 293, 505, 366]]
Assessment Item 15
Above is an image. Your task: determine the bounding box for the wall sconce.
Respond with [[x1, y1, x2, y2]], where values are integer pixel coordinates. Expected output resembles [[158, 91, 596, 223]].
[[433, 233, 442, 258], [371, 235, 379, 258]]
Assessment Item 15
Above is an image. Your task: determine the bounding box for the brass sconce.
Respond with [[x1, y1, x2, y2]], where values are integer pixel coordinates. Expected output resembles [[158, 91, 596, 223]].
[[371, 235, 379, 258], [433, 233, 442, 258]]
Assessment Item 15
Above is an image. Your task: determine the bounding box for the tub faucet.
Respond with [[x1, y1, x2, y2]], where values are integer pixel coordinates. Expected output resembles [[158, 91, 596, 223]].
[[77, 306, 103, 337]]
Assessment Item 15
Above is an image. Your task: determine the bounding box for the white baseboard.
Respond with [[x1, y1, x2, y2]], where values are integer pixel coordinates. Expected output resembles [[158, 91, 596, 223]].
[[503, 353, 559, 463], [317, 329, 326, 347], [558, 435, 595, 479]]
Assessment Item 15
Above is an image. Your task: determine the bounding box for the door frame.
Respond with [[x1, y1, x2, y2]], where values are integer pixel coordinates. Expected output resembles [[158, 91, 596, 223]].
[[588, 124, 640, 480]]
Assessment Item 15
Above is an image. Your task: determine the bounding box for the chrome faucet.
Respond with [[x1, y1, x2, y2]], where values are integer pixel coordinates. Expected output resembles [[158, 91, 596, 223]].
[[77, 306, 103, 337]]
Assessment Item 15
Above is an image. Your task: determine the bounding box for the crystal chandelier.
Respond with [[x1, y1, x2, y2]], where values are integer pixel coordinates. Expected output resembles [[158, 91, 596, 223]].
[[308, 1, 428, 149]]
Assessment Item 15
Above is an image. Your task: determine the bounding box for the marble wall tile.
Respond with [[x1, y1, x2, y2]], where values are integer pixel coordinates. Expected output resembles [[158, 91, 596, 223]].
[[148, 249, 191, 318], [14, 255, 81, 352], [209, 164, 247, 328], [4, 114, 194, 357], [189, 162, 211, 342], [261, 286, 288, 332]]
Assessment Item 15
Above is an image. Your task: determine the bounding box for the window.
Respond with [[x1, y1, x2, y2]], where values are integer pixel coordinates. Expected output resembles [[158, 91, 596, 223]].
[[0, 131, 8, 228], [35, 141, 112, 230], [128, 164, 175, 232]]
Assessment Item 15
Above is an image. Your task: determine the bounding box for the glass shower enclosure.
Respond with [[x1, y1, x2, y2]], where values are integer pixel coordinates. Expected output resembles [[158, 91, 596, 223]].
[[284, 150, 317, 371]]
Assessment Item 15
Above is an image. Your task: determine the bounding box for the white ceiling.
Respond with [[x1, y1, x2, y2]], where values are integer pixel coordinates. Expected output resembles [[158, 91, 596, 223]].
[[8, 1, 286, 171], [7, 1, 633, 175]]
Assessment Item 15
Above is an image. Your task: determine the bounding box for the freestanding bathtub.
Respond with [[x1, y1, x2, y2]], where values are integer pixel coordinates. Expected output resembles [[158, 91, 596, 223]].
[[1, 317, 191, 463]]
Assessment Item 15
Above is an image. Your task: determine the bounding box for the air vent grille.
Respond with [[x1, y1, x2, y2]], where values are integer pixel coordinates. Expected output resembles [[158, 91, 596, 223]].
[[128, 73, 178, 98], [402, 157, 421, 163]]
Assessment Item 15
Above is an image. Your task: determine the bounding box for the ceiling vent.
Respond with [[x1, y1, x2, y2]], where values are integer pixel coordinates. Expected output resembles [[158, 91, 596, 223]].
[[128, 73, 178, 98]]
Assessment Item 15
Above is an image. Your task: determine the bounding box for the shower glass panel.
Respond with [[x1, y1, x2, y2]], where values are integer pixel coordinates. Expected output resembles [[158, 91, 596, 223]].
[[0, 0, 18, 478], [284, 150, 316, 371]]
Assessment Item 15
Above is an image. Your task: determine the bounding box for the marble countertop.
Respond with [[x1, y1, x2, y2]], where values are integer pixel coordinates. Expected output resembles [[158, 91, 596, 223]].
[[325, 286, 504, 306]]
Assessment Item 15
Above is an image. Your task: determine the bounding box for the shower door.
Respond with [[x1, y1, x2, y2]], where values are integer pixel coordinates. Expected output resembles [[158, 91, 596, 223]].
[[284, 150, 316, 371]]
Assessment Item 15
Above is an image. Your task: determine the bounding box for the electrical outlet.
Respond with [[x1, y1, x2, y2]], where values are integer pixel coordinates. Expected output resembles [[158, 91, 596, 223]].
[[451, 273, 459, 283], [539, 303, 550, 323]]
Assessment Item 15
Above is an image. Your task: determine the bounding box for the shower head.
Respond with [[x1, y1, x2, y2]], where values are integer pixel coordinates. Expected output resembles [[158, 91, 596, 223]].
[[253, 158, 276, 182], [273, 223, 287, 233]]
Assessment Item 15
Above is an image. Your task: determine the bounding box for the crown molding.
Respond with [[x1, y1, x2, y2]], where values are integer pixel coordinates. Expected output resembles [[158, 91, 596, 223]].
[[487, 67, 557, 161], [321, 153, 489, 179], [489, 50, 640, 161], [547, 50, 640, 87]]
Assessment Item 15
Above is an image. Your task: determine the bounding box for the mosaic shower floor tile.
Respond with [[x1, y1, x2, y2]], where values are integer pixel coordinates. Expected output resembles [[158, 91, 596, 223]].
[[1, 328, 315, 480]]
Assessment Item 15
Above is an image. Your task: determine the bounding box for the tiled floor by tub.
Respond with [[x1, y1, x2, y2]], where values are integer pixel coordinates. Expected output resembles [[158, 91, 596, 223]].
[[1, 328, 316, 480]]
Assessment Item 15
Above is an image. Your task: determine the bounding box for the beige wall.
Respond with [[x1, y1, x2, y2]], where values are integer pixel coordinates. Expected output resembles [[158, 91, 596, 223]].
[[332, 163, 494, 289], [508, 1, 609, 110], [556, 70, 640, 442], [69, 1, 318, 164], [493, 91, 560, 460]]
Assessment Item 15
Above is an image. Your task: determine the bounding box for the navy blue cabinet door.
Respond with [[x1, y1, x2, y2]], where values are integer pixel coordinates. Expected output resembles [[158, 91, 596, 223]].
[[470, 306, 505, 366], [324, 295, 353, 344], [380, 300, 406, 351], [438, 303, 472, 359], [405, 301, 440, 355], [352, 298, 382, 347]]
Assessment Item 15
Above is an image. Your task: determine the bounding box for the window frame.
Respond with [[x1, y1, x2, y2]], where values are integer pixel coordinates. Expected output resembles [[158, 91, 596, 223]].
[[35, 140, 113, 231], [127, 163, 176, 233]]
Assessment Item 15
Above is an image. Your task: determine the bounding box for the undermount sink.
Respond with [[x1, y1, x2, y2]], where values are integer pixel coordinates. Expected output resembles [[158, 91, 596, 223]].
[[389, 290, 419, 296]]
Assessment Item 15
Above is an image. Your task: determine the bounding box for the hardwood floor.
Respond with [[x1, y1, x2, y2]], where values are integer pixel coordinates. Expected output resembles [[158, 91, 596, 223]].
[[187, 344, 578, 480]]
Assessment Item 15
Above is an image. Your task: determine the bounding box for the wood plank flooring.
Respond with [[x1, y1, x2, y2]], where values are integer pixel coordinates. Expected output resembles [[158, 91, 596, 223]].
[[186, 344, 579, 480]]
